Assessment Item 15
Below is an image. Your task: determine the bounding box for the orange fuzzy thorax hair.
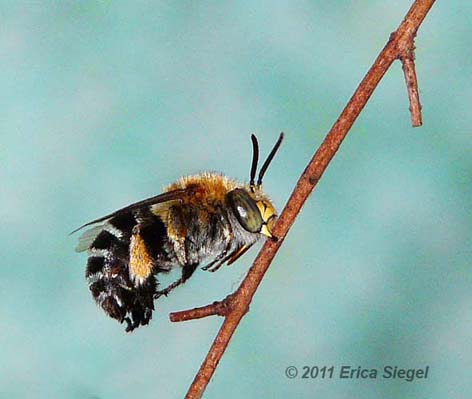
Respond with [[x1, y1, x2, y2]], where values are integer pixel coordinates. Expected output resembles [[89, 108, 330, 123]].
[[165, 172, 239, 205]]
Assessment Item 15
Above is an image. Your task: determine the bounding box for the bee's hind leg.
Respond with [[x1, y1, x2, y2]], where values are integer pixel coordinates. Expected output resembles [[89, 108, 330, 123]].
[[154, 279, 182, 299], [123, 316, 137, 333], [154, 262, 198, 299]]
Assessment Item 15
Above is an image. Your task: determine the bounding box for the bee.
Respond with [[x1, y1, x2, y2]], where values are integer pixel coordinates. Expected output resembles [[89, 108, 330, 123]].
[[73, 133, 283, 332]]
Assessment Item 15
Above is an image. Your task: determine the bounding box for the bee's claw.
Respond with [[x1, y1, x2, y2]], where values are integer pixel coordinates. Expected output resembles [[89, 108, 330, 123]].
[[154, 278, 184, 299], [154, 290, 168, 299], [123, 317, 136, 333]]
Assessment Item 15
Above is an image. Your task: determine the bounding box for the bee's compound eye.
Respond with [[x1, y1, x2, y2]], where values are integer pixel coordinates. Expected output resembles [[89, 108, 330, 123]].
[[227, 188, 263, 233]]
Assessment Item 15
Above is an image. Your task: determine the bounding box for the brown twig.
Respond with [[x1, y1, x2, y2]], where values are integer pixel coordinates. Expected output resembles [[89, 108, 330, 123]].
[[175, 1, 436, 398], [170, 294, 235, 322], [400, 42, 423, 126]]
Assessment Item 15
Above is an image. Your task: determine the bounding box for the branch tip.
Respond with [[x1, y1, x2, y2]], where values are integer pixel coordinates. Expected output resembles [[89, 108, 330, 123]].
[[400, 40, 423, 127]]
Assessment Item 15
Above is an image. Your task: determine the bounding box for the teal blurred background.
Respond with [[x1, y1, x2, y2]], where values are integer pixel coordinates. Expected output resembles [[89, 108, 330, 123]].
[[1, 1, 470, 398]]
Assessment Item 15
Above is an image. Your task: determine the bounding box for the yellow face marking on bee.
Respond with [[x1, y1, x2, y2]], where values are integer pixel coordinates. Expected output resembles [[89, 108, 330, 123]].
[[255, 200, 277, 237], [259, 224, 272, 238], [256, 200, 274, 221], [129, 232, 154, 285]]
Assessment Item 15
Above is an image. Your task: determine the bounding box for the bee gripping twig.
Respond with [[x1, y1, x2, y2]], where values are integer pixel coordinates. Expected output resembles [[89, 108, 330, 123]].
[[181, 1, 436, 398]]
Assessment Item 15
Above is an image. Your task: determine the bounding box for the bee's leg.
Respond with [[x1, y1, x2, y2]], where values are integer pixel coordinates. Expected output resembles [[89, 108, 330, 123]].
[[123, 316, 136, 333], [226, 243, 254, 265], [182, 261, 199, 281], [154, 280, 181, 299], [154, 262, 198, 299], [201, 246, 230, 271], [202, 212, 233, 272], [203, 243, 254, 273], [202, 252, 232, 273]]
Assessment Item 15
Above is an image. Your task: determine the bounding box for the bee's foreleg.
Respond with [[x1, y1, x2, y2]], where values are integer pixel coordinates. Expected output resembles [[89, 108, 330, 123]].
[[201, 245, 239, 272], [202, 212, 233, 272], [204, 244, 252, 273], [226, 243, 254, 265], [202, 260, 223, 273], [201, 247, 229, 271], [204, 242, 255, 272]]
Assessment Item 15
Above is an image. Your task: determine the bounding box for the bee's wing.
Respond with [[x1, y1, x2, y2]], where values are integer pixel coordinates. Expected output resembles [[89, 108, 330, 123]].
[[71, 188, 190, 237], [75, 224, 107, 253]]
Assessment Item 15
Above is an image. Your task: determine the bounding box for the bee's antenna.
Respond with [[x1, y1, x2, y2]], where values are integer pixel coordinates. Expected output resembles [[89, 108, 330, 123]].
[[250, 134, 259, 190], [257, 132, 284, 186]]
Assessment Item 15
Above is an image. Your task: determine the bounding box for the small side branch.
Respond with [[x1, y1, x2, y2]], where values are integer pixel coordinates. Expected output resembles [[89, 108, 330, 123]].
[[400, 42, 423, 127], [170, 295, 235, 322]]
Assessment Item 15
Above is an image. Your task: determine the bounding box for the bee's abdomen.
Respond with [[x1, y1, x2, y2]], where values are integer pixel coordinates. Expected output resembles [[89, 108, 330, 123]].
[[84, 212, 158, 332]]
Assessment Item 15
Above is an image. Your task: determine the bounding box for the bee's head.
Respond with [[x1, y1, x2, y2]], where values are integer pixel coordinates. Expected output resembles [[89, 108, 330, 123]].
[[226, 133, 283, 238], [227, 188, 276, 238]]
